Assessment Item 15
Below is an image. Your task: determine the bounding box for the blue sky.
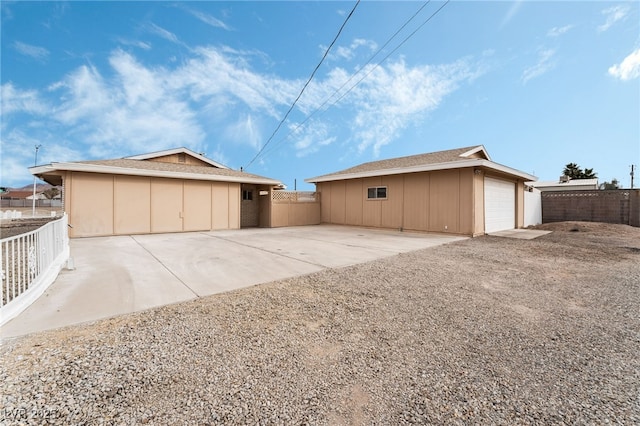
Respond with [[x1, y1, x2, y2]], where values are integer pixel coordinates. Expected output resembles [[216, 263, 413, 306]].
[[1, 1, 639, 190]]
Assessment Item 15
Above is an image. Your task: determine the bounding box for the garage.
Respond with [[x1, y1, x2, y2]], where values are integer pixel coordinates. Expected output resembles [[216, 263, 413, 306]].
[[307, 145, 535, 236], [30, 148, 281, 237], [484, 176, 516, 233]]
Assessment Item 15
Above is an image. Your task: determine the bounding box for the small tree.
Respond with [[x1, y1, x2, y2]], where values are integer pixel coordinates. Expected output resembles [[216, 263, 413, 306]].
[[42, 187, 60, 199], [562, 163, 597, 179], [599, 179, 620, 190]]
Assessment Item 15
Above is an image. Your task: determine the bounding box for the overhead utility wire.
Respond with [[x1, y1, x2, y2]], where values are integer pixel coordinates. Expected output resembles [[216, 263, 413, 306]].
[[257, 1, 433, 160], [328, 0, 451, 111], [259, 0, 450, 163], [244, 0, 360, 169]]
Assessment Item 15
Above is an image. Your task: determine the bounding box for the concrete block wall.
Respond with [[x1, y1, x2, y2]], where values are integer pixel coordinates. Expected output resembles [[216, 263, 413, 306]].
[[542, 190, 639, 227], [631, 190, 640, 227]]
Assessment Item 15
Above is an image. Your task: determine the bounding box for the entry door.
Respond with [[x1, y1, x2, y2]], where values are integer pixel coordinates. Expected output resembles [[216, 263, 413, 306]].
[[484, 177, 515, 233]]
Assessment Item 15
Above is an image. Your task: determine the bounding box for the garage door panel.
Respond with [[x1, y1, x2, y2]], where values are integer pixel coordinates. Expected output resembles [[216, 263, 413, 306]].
[[484, 177, 515, 233], [151, 179, 183, 233], [114, 176, 151, 234], [184, 181, 212, 231]]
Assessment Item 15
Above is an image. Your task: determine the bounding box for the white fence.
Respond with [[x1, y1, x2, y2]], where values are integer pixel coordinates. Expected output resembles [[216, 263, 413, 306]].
[[1, 214, 69, 326]]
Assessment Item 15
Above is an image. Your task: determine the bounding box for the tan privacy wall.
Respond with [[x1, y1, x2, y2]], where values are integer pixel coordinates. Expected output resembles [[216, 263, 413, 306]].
[[269, 191, 320, 227], [64, 172, 241, 237], [317, 169, 480, 235]]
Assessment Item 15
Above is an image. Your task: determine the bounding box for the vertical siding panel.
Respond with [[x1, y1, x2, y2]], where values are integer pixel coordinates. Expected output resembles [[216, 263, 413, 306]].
[[345, 180, 363, 225], [381, 174, 404, 229], [362, 177, 382, 227]]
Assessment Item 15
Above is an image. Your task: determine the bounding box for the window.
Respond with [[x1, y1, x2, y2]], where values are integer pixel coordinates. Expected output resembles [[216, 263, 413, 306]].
[[242, 190, 253, 201], [367, 186, 387, 199]]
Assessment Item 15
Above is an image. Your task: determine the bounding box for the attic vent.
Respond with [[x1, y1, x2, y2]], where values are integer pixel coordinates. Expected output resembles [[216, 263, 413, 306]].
[[178, 153, 186, 163], [559, 175, 569, 183]]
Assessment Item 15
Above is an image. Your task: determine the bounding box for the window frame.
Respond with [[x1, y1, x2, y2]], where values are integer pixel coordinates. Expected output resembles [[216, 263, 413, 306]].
[[242, 190, 253, 201], [367, 186, 387, 200]]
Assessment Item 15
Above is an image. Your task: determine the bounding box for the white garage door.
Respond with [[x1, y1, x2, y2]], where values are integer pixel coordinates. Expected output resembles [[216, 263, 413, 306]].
[[484, 177, 515, 233]]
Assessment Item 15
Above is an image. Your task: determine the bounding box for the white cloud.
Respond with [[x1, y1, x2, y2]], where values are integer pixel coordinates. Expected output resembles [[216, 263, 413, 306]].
[[146, 22, 180, 44], [291, 121, 336, 157], [608, 48, 640, 81], [598, 5, 629, 32], [116, 37, 152, 50], [547, 25, 574, 37], [224, 114, 262, 150], [49, 50, 205, 158], [347, 59, 477, 155], [185, 7, 231, 31], [2, 44, 485, 180], [1, 83, 49, 116], [328, 38, 378, 61], [500, 0, 524, 28], [522, 48, 556, 84], [13, 41, 49, 60]]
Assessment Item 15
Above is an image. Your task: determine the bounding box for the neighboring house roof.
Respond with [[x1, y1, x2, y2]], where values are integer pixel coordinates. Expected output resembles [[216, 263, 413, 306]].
[[30, 149, 281, 186], [0, 190, 34, 200], [527, 178, 598, 191], [306, 145, 536, 183]]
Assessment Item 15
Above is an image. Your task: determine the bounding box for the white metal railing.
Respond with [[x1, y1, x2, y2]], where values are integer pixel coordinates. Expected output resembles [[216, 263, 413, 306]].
[[1, 214, 69, 326]]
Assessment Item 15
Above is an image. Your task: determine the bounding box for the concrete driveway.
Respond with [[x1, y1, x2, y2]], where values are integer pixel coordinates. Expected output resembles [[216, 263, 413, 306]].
[[1, 225, 466, 338]]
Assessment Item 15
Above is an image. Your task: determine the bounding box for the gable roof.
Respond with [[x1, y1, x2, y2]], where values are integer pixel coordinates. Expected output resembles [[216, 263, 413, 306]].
[[125, 147, 229, 169], [30, 149, 281, 186], [306, 145, 536, 183]]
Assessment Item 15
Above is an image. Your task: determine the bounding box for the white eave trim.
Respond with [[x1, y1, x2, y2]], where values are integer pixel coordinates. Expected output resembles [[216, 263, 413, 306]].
[[30, 163, 281, 186], [125, 147, 229, 169], [306, 159, 537, 183]]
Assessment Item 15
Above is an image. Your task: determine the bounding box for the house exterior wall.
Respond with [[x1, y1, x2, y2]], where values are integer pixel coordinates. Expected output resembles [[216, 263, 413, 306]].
[[316, 169, 477, 235], [63, 172, 242, 237]]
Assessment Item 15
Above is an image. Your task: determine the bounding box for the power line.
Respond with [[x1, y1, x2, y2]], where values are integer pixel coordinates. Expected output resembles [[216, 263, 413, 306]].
[[244, 0, 360, 169], [258, 1, 434, 160], [256, 0, 450, 164]]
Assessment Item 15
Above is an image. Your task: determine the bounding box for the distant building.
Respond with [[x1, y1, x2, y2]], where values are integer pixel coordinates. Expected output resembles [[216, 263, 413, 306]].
[[526, 177, 598, 192]]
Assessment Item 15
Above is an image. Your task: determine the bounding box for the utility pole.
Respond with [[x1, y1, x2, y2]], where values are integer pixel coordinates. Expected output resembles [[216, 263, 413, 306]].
[[32, 144, 42, 217], [631, 164, 635, 189]]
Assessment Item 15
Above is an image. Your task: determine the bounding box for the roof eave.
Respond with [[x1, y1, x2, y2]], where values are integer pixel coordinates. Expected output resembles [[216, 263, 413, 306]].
[[306, 159, 536, 183], [30, 163, 281, 186]]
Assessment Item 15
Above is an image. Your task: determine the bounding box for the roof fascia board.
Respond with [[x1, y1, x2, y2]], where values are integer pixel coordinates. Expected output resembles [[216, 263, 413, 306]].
[[306, 159, 536, 183], [30, 163, 280, 186], [125, 147, 229, 169]]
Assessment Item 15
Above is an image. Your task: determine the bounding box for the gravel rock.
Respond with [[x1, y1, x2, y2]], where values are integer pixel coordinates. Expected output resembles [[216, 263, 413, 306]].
[[1, 221, 639, 425]]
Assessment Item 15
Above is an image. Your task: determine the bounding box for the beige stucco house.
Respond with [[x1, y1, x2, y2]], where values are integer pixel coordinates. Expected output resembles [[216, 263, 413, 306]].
[[30, 148, 282, 237], [306, 146, 536, 236]]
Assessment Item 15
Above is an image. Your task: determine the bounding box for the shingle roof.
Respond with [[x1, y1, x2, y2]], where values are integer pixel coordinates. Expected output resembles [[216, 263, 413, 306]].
[[31, 156, 281, 186], [80, 158, 270, 181], [309, 146, 486, 181]]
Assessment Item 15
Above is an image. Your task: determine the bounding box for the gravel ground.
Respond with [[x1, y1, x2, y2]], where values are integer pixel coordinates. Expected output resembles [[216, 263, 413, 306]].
[[0, 218, 59, 239], [1, 221, 639, 425]]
